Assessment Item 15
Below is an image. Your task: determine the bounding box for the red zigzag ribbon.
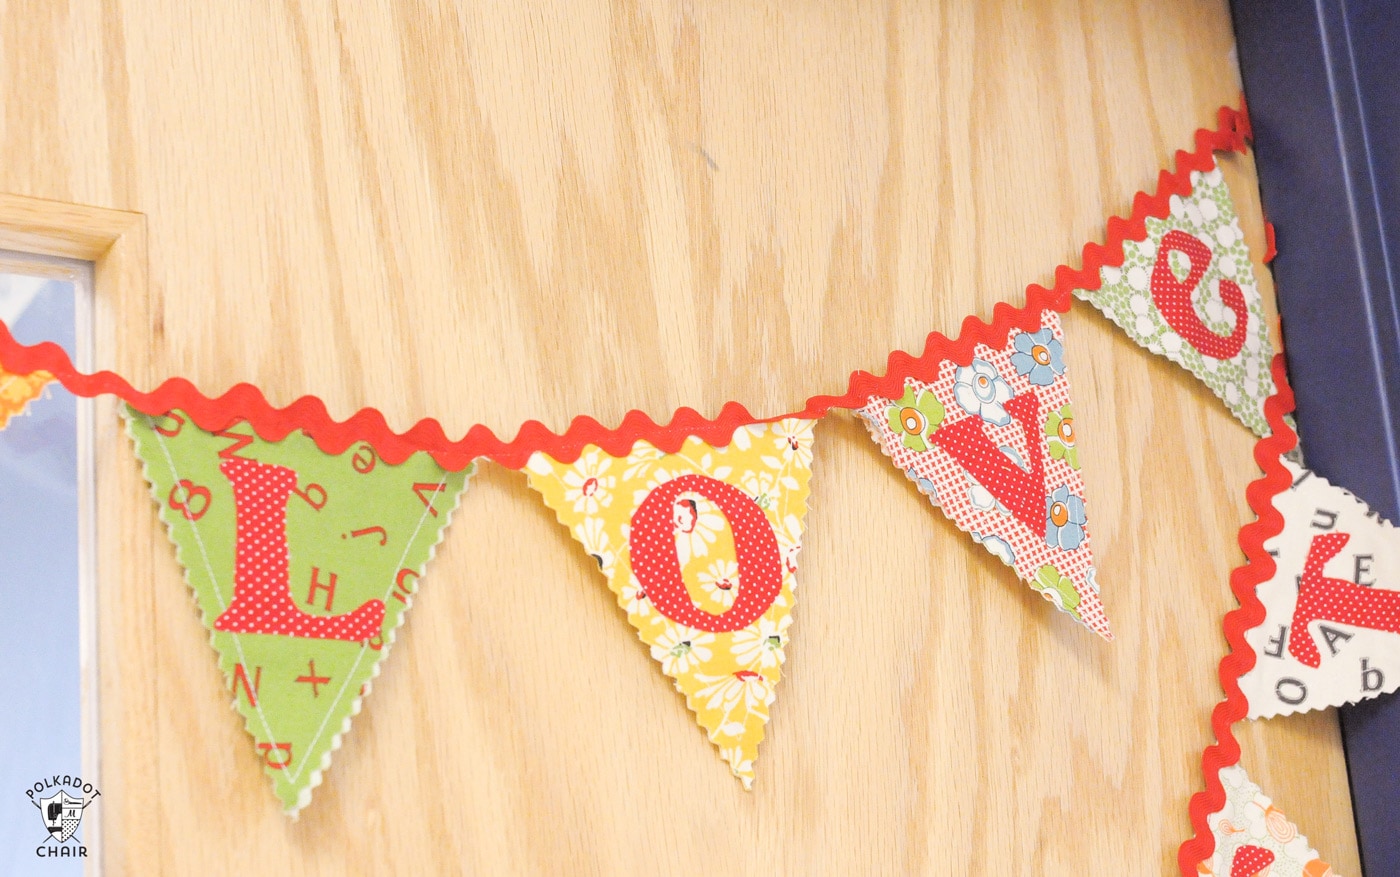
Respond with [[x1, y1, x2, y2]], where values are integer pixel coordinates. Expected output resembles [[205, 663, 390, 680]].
[[1177, 353, 1298, 876], [0, 107, 1249, 471]]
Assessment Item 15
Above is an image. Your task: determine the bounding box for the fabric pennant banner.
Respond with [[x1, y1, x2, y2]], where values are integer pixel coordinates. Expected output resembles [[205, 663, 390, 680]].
[[0, 365, 52, 429], [126, 408, 473, 813], [1198, 765, 1338, 877], [1074, 159, 1277, 435], [525, 420, 815, 788], [1239, 459, 1400, 718], [856, 310, 1110, 639]]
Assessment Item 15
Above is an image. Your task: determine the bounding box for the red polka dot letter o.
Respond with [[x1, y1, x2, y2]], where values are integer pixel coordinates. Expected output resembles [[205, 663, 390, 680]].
[[629, 474, 782, 633], [213, 456, 385, 642], [1150, 229, 1248, 359]]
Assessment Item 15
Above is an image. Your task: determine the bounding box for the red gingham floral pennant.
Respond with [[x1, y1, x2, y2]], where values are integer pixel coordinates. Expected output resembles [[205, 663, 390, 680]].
[[856, 310, 1109, 639]]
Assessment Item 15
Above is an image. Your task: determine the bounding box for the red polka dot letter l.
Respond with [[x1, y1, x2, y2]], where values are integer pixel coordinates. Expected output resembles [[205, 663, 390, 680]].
[[125, 408, 473, 814], [214, 457, 386, 642]]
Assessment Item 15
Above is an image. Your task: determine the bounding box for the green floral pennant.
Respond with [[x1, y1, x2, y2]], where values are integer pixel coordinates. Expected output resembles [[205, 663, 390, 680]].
[[126, 408, 472, 814]]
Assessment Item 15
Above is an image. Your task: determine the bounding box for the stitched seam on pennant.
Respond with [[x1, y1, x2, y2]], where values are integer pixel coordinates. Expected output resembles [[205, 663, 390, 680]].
[[148, 420, 289, 779], [288, 474, 446, 784]]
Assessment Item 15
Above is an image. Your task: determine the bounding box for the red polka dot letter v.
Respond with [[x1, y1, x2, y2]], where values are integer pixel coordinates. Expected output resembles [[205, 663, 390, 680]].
[[856, 310, 1112, 639]]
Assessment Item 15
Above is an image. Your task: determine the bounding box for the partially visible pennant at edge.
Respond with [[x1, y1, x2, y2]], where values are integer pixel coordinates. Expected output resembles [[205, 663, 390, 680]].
[[1198, 763, 1339, 877], [1239, 458, 1400, 718]]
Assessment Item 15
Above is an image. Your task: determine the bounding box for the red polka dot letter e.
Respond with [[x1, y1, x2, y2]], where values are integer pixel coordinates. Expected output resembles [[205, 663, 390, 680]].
[[525, 420, 816, 789], [1071, 158, 1278, 436], [1151, 229, 1248, 360], [857, 310, 1111, 639], [215, 457, 385, 641], [124, 408, 473, 814]]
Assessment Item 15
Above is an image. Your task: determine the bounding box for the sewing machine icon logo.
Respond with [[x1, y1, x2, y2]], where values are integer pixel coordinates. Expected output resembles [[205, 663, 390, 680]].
[[36, 790, 91, 845]]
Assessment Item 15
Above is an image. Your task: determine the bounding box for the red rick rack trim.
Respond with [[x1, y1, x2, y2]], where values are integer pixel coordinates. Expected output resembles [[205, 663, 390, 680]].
[[0, 105, 1250, 471], [1177, 353, 1297, 877]]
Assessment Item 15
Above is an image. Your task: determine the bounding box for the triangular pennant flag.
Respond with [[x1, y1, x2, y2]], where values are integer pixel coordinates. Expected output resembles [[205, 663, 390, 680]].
[[126, 408, 472, 813], [1198, 764, 1339, 876], [857, 310, 1110, 638], [0, 365, 52, 430], [1239, 459, 1400, 718], [525, 420, 815, 788], [1074, 158, 1277, 435]]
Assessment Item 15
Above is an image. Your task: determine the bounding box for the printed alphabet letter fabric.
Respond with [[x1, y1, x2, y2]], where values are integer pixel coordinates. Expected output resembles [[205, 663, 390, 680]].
[[1074, 159, 1277, 435], [1198, 765, 1338, 877], [857, 310, 1110, 639], [126, 408, 472, 813], [525, 420, 815, 788], [1239, 459, 1400, 718]]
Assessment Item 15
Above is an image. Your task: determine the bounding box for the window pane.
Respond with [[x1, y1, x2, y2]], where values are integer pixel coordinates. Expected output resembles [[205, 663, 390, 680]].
[[0, 264, 88, 873]]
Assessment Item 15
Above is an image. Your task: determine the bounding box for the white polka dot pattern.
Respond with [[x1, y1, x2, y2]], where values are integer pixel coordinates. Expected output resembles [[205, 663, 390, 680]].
[[630, 474, 781, 632], [213, 456, 386, 642]]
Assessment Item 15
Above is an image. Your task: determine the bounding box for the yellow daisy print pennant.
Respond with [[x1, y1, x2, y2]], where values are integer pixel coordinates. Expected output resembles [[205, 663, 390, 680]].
[[0, 367, 53, 430], [525, 419, 816, 788]]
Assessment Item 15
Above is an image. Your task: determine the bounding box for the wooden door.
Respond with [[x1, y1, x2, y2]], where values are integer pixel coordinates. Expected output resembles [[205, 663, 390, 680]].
[[0, 2, 1364, 873]]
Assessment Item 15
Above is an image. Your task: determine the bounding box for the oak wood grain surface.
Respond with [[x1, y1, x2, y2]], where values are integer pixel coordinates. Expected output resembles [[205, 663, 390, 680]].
[[0, 1, 1364, 873]]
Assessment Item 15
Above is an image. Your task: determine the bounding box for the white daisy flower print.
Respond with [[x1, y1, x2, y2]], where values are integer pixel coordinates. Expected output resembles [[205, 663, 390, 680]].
[[650, 624, 715, 676], [730, 615, 790, 669], [562, 448, 616, 515]]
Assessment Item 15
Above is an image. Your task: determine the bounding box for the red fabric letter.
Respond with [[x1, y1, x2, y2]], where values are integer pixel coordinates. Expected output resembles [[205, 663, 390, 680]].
[[930, 393, 1047, 536], [1231, 846, 1275, 877], [213, 457, 384, 642], [1288, 532, 1400, 668], [1150, 229, 1247, 359], [629, 474, 783, 633]]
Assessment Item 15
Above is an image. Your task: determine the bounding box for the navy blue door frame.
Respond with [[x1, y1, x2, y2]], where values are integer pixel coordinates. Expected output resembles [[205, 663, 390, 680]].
[[1232, 1, 1400, 872]]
